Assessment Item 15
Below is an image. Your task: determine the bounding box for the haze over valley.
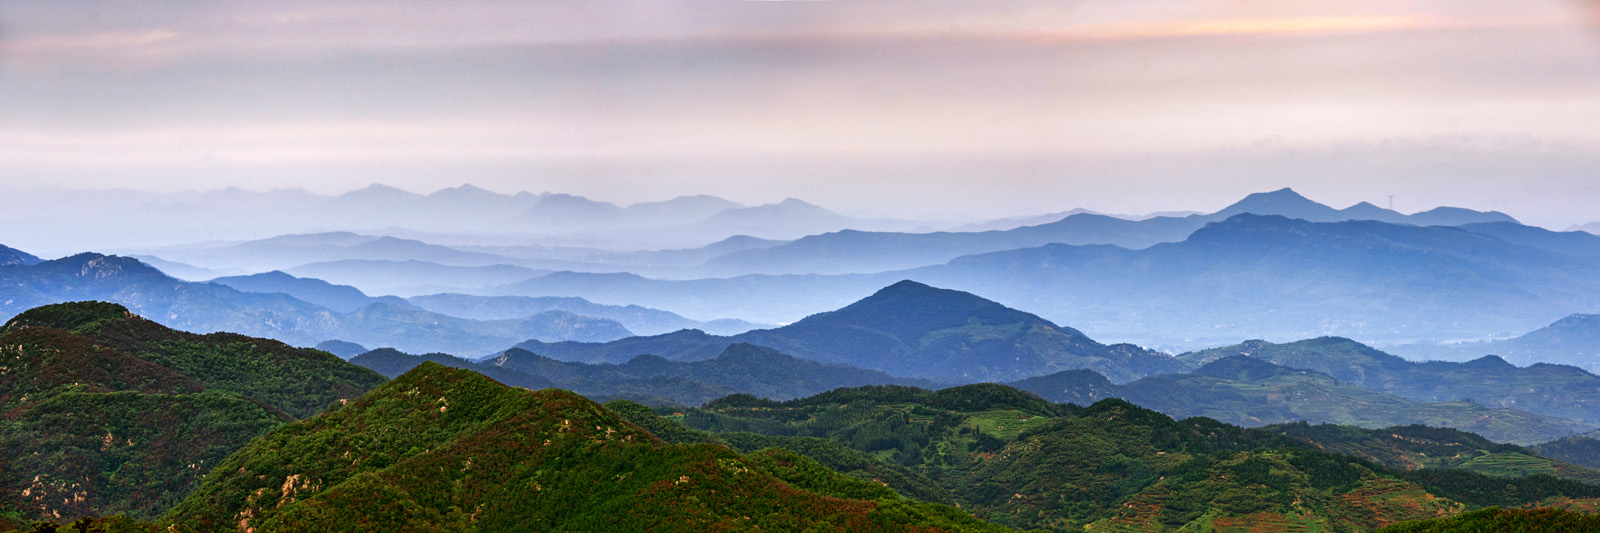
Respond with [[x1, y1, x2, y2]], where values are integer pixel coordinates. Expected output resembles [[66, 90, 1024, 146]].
[[5, 1, 1600, 531]]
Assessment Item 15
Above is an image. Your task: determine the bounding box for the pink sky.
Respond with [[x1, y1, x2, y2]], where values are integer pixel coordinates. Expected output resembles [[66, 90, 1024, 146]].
[[2, 1, 1599, 226]]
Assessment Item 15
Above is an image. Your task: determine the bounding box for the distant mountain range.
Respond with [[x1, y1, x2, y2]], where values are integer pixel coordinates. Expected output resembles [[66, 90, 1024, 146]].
[[351, 343, 930, 406], [141, 232, 524, 274], [1396, 314, 1600, 372], [946, 209, 1203, 232], [0, 253, 634, 355], [13, 300, 1600, 530], [1012, 335, 1600, 444], [209, 269, 763, 336], [1119, 356, 1583, 445], [84, 186, 1526, 284], [7, 185, 1591, 359], [512, 280, 1187, 383], [3, 183, 938, 260], [404, 293, 764, 336], [484, 213, 1600, 349], [1178, 336, 1600, 427], [0, 244, 41, 267], [210, 270, 411, 313], [698, 188, 1519, 276], [283, 259, 553, 296], [1014, 355, 1587, 445]]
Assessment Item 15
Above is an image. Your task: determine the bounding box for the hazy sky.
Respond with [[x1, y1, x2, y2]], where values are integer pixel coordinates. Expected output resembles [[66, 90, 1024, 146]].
[[3, 1, 1599, 227]]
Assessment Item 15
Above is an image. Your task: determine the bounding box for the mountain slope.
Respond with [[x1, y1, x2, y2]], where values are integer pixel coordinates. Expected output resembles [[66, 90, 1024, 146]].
[[513, 280, 1186, 383], [1399, 313, 1600, 372], [0, 244, 40, 267], [943, 399, 1461, 531], [689, 198, 918, 241], [0, 254, 632, 355], [1012, 355, 1588, 445], [160, 363, 1009, 532], [700, 188, 1518, 277], [349, 347, 556, 391], [1180, 336, 1600, 427], [1531, 436, 1600, 471], [622, 194, 744, 226], [352, 343, 928, 407], [1266, 422, 1600, 484], [4, 301, 385, 419], [284, 259, 550, 296], [312, 339, 367, 358], [334, 302, 632, 354], [679, 386, 1600, 532], [489, 214, 1599, 349], [0, 302, 382, 523], [910, 214, 1600, 348], [1114, 356, 1585, 445], [1381, 507, 1600, 533], [406, 293, 763, 336], [737, 280, 1185, 382], [208, 270, 408, 313], [492, 343, 933, 404], [150, 232, 523, 273]]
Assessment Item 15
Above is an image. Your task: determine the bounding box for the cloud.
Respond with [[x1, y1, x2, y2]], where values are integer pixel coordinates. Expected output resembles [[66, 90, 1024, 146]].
[[2, 0, 1598, 229], [2, 1, 1590, 70]]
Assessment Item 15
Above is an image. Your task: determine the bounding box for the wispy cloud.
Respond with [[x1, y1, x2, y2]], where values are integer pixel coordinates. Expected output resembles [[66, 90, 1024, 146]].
[[2, 0, 1598, 227], [1, 1, 1590, 70]]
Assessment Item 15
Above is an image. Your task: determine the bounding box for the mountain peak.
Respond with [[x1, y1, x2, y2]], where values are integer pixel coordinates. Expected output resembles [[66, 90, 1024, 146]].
[[875, 279, 937, 295], [38, 253, 170, 282], [1463, 354, 1515, 369], [715, 342, 789, 361], [3, 300, 133, 334], [338, 183, 418, 200], [426, 183, 498, 198], [781, 280, 1093, 355], [0, 244, 42, 267], [1248, 187, 1313, 203], [752, 197, 828, 213], [256, 270, 296, 280], [1549, 314, 1600, 330], [1215, 188, 1334, 218], [840, 280, 1014, 321]]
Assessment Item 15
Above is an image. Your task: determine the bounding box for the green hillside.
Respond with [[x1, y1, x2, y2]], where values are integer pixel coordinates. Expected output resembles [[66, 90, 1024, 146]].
[[5, 301, 385, 419], [1268, 423, 1600, 485], [0, 302, 384, 523], [1531, 436, 1600, 471], [1115, 356, 1584, 445], [159, 363, 1012, 532], [1381, 507, 1600, 533], [1179, 337, 1600, 427], [673, 385, 1600, 531]]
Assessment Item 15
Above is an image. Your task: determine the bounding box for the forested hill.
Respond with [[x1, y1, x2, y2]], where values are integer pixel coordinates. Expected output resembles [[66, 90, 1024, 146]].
[[515, 280, 1187, 383], [157, 363, 1011, 532], [665, 384, 1600, 531], [0, 301, 384, 523]]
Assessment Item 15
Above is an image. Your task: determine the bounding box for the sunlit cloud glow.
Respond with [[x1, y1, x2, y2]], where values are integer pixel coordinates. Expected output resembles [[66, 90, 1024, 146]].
[[1, 0, 1598, 228]]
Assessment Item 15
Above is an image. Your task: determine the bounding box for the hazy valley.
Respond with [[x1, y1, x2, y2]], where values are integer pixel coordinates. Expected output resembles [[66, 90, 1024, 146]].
[[4, 183, 1600, 532], [12, 1, 1600, 529]]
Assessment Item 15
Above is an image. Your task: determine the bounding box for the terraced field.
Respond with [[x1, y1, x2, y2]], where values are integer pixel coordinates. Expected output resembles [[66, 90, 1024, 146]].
[[963, 409, 1052, 440]]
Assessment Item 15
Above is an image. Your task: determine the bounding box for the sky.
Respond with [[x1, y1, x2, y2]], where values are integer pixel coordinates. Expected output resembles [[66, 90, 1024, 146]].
[[2, 1, 1599, 227]]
